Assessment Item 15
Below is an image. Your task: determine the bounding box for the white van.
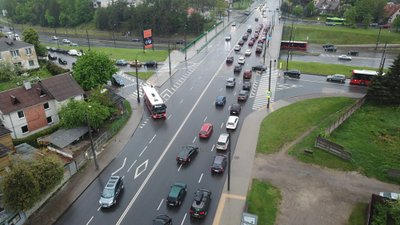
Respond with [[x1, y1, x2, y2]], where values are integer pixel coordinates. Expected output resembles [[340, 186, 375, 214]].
[[216, 133, 230, 151]]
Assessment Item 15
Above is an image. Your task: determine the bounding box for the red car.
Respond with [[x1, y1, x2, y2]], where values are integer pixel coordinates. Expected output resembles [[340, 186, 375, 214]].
[[248, 40, 254, 47], [199, 123, 213, 138], [243, 70, 252, 79]]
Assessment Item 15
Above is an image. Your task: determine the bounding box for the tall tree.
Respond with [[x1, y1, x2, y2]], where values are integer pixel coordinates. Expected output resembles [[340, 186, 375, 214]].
[[392, 16, 400, 32], [22, 28, 46, 56], [344, 6, 357, 26], [32, 154, 64, 193]]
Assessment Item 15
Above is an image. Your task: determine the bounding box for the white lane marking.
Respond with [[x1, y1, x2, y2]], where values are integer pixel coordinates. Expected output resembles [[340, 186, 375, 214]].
[[167, 114, 172, 120], [97, 206, 101, 211], [86, 216, 94, 225], [190, 86, 193, 90], [220, 122, 224, 128], [116, 45, 228, 225], [219, 87, 223, 92], [112, 157, 126, 176], [177, 163, 183, 172], [134, 160, 148, 179], [127, 160, 137, 173], [192, 136, 197, 143], [211, 144, 215, 152], [198, 173, 204, 183], [149, 134, 156, 143], [180, 213, 187, 225], [157, 198, 164, 211], [139, 146, 148, 157], [179, 99, 184, 104], [203, 116, 208, 122], [233, 91, 237, 96]]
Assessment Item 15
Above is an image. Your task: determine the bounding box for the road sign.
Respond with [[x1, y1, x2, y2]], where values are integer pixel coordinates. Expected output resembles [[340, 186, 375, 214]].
[[266, 90, 272, 99]]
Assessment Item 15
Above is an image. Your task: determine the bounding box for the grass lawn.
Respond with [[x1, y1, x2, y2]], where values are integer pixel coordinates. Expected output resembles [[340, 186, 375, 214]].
[[289, 103, 400, 184], [279, 60, 383, 77], [282, 24, 400, 44], [126, 71, 154, 80], [247, 179, 281, 225], [347, 203, 368, 225], [257, 97, 356, 154]]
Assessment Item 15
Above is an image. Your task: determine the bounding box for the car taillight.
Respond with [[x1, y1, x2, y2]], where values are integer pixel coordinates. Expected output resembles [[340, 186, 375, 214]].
[[199, 211, 205, 215]]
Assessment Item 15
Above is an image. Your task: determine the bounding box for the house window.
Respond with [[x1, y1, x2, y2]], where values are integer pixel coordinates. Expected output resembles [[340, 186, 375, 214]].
[[10, 50, 20, 57], [25, 48, 32, 55], [43, 102, 50, 109], [47, 116, 53, 124], [17, 110, 24, 118], [21, 125, 28, 133], [29, 60, 34, 66]]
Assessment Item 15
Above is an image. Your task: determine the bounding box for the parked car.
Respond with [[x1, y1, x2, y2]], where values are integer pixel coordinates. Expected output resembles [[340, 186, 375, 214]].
[[245, 49, 252, 56], [111, 74, 125, 87], [51, 36, 59, 40], [175, 39, 185, 44], [145, 61, 158, 68], [68, 49, 82, 57], [238, 56, 245, 65], [326, 74, 346, 83], [190, 189, 212, 219], [99, 176, 124, 208], [199, 123, 213, 138], [48, 54, 57, 60], [216, 133, 230, 151], [132, 38, 141, 42], [242, 81, 252, 90], [252, 65, 267, 72], [58, 58, 67, 65], [243, 70, 252, 80], [153, 215, 172, 225], [129, 60, 142, 67], [234, 45, 241, 51], [176, 145, 199, 165], [62, 39, 71, 44], [215, 96, 226, 107], [322, 43, 334, 49], [116, 59, 128, 66], [347, 50, 359, 56], [211, 155, 227, 174], [230, 103, 241, 115], [166, 182, 187, 207], [226, 56, 234, 64], [338, 55, 352, 61], [225, 77, 236, 88], [226, 115, 239, 130], [69, 42, 78, 47], [234, 65, 242, 73], [284, 70, 301, 78], [237, 90, 249, 101]]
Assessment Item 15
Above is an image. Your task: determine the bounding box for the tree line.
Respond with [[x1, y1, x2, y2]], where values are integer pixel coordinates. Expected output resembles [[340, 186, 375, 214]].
[[0, 0, 229, 35]]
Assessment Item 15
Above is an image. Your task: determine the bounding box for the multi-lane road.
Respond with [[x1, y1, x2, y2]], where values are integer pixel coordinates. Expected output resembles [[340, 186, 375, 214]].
[[53, 2, 369, 225]]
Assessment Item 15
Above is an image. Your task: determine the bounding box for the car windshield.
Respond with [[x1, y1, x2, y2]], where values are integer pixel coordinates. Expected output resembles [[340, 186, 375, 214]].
[[102, 188, 114, 198], [178, 148, 190, 158]]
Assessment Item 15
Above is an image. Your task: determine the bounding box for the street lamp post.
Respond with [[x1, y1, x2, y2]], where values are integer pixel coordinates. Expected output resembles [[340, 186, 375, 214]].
[[184, 24, 187, 61], [135, 59, 140, 103], [113, 24, 117, 48], [86, 29, 91, 51], [375, 27, 382, 51], [267, 60, 272, 109], [86, 107, 99, 170], [227, 130, 231, 191], [168, 42, 172, 76]]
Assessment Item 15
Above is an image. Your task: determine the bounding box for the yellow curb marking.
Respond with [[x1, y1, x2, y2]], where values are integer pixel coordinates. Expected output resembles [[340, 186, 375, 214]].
[[212, 193, 246, 225]]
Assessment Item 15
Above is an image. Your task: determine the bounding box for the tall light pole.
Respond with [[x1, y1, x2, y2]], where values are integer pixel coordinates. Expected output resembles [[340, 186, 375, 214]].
[[267, 60, 272, 109], [227, 130, 232, 191], [168, 42, 171, 76], [86, 29, 91, 51], [375, 26, 382, 51], [135, 59, 140, 103], [86, 106, 99, 170], [113, 23, 117, 48], [184, 24, 187, 61]]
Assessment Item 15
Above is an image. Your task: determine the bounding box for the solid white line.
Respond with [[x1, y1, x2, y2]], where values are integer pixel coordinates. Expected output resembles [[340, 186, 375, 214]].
[[198, 173, 204, 183], [127, 160, 137, 173], [112, 157, 126, 176], [233, 91, 237, 96], [149, 134, 156, 143], [220, 122, 224, 128], [211, 144, 215, 152], [167, 114, 172, 120], [177, 163, 183, 172], [97, 206, 101, 211], [192, 136, 197, 143], [180, 213, 187, 225], [139, 146, 148, 157], [157, 198, 164, 211], [86, 216, 94, 225], [115, 42, 228, 225], [203, 116, 208, 122]]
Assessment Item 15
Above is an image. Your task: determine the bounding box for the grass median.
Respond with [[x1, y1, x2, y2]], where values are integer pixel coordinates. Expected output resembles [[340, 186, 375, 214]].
[[126, 71, 154, 80], [279, 60, 383, 77], [247, 179, 281, 225], [282, 24, 400, 44]]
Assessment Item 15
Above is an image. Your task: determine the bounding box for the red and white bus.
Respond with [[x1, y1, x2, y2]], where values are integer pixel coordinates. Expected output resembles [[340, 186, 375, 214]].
[[280, 40, 308, 51], [142, 85, 167, 119], [350, 70, 378, 86]]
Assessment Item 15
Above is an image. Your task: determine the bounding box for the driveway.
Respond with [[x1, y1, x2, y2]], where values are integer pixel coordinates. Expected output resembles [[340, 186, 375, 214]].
[[252, 129, 399, 225]]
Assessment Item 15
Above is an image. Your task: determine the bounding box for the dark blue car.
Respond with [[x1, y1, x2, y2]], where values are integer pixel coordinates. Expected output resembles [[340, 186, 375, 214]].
[[215, 96, 226, 107]]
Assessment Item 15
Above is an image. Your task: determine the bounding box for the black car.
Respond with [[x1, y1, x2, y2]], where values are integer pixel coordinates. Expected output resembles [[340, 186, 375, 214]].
[[234, 65, 242, 73], [190, 189, 212, 218], [252, 65, 267, 72], [255, 46, 263, 54], [153, 215, 172, 225], [242, 81, 252, 90], [284, 70, 301, 78], [324, 46, 337, 52], [99, 176, 124, 208], [48, 54, 57, 60], [132, 38, 141, 42], [111, 75, 125, 87], [145, 61, 158, 68], [176, 145, 198, 165], [347, 50, 359, 56], [230, 103, 241, 115], [176, 39, 185, 44], [322, 44, 334, 49], [215, 96, 226, 106], [58, 58, 67, 65], [238, 40, 245, 46], [55, 48, 68, 54], [211, 155, 227, 173], [166, 182, 187, 207], [226, 56, 234, 64]]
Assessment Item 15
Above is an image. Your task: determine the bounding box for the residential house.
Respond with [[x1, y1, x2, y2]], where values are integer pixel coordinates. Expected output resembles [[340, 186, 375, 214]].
[[0, 37, 39, 70], [0, 126, 13, 174], [385, 2, 400, 24], [315, 0, 340, 14], [0, 73, 84, 139]]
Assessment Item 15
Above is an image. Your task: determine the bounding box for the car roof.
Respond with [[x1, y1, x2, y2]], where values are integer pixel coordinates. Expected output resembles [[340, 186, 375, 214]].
[[214, 155, 226, 164], [333, 74, 345, 77], [201, 123, 212, 129], [239, 90, 248, 94], [228, 116, 238, 122], [216, 95, 225, 100], [231, 103, 240, 109], [227, 77, 235, 81]]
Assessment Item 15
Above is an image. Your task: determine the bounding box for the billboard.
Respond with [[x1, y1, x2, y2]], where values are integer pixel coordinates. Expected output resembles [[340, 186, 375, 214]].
[[143, 29, 153, 49]]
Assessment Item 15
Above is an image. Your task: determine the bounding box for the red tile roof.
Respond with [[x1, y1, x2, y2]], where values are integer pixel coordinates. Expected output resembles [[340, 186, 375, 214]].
[[385, 3, 400, 17]]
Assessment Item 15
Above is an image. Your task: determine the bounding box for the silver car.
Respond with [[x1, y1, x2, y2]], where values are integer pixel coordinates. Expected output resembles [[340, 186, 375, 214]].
[[327, 74, 346, 83]]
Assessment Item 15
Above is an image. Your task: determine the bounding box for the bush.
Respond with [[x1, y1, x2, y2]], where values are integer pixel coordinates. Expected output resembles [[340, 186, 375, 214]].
[[46, 61, 69, 75]]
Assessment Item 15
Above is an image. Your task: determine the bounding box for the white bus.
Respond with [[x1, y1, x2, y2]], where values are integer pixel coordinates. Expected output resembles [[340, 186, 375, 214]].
[[142, 85, 167, 119]]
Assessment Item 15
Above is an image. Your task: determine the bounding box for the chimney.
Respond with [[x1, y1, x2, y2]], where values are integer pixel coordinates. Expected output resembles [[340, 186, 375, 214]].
[[10, 95, 19, 104], [23, 81, 31, 90]]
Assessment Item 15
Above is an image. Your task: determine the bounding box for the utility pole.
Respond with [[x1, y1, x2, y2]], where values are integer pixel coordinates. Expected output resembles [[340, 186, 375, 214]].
[[86, 29, 91, 51], [86, 108, 99, 170], [267, 60, 272, 109], [378, 41, 387, 75], [375, 27, 382, 51], [168, 42, 171, 76], [135, 59, 140, 103], [227, 130, 231, 191], [113, 24, 117, 48], [184, 24, 187, 61]]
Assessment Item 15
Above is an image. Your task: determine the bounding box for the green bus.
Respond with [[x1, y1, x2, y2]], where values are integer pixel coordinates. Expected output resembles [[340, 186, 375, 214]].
[[325, 17, 346, 26]]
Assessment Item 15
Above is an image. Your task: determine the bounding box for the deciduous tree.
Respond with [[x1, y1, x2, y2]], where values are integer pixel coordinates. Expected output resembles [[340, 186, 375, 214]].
[[22, 28, 46, 56]]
